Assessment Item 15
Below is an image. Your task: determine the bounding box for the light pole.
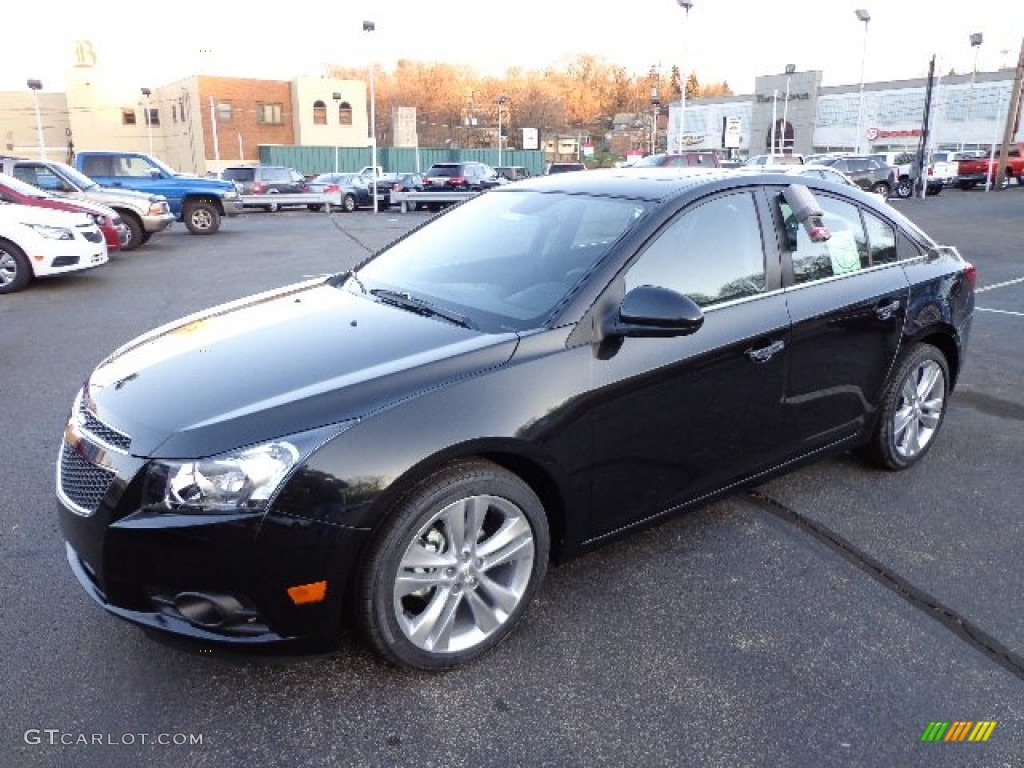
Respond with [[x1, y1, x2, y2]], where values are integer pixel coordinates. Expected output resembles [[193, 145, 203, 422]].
[[363, 20, 378, 213], [782, 64, 795, 154], [770, 88, 779, 154], [854, 9, 871, 154], [27, 79, 45, 160], [141, 87, 153, 156], [676, 0, 693, 154], [649, 65, 661, 155], [964, 32, 983, 150], [496, 94, 509, 167], [332, 92, 342, 173]]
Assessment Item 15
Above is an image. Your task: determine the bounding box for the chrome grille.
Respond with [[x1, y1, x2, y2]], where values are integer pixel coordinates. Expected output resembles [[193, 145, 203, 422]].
[[60, 445, 115, 515], [79, 401, 131, 451]]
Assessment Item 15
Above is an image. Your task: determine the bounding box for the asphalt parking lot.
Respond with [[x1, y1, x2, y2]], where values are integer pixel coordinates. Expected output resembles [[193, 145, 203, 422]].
[[2, 187, 1022, 767]]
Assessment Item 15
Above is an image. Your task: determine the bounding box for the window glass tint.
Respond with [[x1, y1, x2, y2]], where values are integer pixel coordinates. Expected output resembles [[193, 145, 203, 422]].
[[222, 168, 254, 182], [862, 211, 898, 265], [625, 191, 766, 307], [782, 194, 868, 284]]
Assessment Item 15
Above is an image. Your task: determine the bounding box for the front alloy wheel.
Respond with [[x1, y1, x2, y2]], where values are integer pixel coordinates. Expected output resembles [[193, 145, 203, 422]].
[[358, 460, 549, 671], [864, 344, 949, 470]]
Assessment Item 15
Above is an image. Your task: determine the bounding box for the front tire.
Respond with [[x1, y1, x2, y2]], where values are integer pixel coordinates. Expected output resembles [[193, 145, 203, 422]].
[[871, 181, 890, 199], [895, 178, 913, 199], [863, 344, 950, 470], [0, 238, 32, 294], [183, 200, 221, 234], [357, 460, 549, 671], [118, 213, 144, 251], [341, 194, 357, 213]]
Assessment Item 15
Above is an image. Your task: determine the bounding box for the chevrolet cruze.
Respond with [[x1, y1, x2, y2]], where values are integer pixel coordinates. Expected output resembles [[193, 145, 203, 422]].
[[56, 169, 974, 670]]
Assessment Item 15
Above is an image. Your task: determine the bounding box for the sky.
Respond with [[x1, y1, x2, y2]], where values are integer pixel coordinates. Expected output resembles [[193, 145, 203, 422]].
[[2, 1, 1021, 97]]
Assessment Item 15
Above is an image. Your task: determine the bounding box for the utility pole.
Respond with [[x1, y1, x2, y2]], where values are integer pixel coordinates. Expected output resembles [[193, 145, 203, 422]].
[[993, 36, 1024, 189]]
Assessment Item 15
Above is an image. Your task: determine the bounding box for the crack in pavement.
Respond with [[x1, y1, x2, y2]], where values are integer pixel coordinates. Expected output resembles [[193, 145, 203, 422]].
[[744, 489, 1024, 681]]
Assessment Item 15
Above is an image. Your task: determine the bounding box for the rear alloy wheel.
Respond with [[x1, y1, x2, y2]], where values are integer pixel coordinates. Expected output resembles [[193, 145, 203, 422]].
[[0, 239, 32, 294], [341, 194, 357, 213], [183, 200, 221, 234], [863, 344, 949, 470], [264, 191, 280, 213], [358, 460, 549, 671]]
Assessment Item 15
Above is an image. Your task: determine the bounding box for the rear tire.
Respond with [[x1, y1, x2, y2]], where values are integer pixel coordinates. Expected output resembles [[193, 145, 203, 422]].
[[0, 238, 32, 294], [871, 181, 890, 199], [341, 194, 357, 213], [357, 459, 549, 671], [862, 344, 949, 470]]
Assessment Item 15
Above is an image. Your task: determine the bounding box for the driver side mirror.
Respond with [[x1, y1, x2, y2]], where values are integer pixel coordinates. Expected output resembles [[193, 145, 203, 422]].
[[601, 285, 705, 340]]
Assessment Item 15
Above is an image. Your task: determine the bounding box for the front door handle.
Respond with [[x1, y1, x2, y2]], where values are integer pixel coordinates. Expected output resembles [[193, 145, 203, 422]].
[[875, 299, 901, 321], [745, 339, 785, 363]]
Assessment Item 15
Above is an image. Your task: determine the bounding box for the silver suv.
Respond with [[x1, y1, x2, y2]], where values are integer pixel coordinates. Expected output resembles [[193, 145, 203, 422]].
[[221, 166, 309, 212]]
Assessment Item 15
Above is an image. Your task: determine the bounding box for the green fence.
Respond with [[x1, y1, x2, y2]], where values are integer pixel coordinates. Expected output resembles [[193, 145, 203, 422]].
[[258, 145, 547, 177]]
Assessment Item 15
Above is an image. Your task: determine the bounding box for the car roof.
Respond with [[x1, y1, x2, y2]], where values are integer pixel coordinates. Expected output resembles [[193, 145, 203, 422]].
[[492, 167, 740, 200]]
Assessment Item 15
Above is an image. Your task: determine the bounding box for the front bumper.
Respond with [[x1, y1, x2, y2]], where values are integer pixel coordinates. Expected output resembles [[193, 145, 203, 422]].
[[222, 196, 245, 217], [56, 416, 369, 645], [141, 211, 176, 234]]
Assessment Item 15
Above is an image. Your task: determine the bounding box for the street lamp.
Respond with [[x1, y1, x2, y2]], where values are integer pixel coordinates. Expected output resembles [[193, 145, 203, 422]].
[[332, 92, 342, 173], [496, 94, 509, 167], [363, 20, 378, 213], [854, 9, 871, 154], [649, 65, 661, 155], [27, 79, 45, 160], [964, 32, 983, 150], [782, 64, 795, 154], [676, 0, 693, 154], [141, 87, 153, 156]]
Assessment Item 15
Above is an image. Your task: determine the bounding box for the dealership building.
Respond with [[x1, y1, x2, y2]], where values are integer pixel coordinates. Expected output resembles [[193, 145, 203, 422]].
[[667, 67, 1021, 157]]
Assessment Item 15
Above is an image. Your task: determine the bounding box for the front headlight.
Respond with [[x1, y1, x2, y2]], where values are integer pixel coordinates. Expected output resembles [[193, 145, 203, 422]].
[[25, 223, 74, 240], [223, 189, 239, 199], [144, 421, 357, 514]]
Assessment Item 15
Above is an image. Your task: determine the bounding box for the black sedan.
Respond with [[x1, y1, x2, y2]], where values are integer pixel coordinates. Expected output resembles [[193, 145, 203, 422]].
[[374, 172, 425, 209], [56, 169, 974, 671]]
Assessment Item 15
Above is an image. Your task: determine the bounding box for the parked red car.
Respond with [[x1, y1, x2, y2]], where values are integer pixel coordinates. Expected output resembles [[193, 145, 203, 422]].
[[0, 172, 127, 251]]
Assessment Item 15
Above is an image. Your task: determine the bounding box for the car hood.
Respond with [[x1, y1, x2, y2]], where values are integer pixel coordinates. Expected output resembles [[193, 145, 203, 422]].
[[83, 278, 519, 458], [92, 186, 167, 206], [0, 202, 92, 226]]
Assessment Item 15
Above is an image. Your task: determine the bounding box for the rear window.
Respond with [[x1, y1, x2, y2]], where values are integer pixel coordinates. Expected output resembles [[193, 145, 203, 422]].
[[426, 165, 461, 177], [222, 168, 255, 181]]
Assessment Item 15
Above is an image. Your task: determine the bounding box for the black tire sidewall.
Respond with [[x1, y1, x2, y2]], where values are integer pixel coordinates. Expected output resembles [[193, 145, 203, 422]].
[[184, 202, 220, 234], [868, 344, 950, 470], [358, 460, 549, 671], [119, 214, 144, 251], [0, 239, 32, 293]]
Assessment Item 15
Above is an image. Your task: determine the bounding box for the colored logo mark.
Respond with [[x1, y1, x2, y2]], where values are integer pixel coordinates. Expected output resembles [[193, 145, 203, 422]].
[[920, 721, 997, 742]]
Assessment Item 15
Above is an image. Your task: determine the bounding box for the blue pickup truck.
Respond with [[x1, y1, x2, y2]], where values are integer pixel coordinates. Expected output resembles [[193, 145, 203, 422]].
[[75, 151, 243, 235]]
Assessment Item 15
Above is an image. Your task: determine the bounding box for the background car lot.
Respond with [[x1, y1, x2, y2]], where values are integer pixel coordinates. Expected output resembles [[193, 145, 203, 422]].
[[2, 193, 1022, 765]]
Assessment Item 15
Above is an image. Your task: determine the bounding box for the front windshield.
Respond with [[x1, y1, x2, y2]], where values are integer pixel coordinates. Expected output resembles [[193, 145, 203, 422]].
[[51, 162, 99, 191], [148, 156, 179, 176], [353, 189, 653, 332]]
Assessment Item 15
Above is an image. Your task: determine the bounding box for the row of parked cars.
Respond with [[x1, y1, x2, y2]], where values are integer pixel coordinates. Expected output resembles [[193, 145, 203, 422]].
[[0, 157, 180, 294]]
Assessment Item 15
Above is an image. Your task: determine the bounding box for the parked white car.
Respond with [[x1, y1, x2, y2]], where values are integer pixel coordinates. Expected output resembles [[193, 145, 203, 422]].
[[0, 203, 109, 294]]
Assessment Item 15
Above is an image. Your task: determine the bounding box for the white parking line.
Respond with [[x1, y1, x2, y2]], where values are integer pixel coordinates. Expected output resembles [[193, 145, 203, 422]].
[[976, 276, 1024, 293], [976, 308, 1024, 317]]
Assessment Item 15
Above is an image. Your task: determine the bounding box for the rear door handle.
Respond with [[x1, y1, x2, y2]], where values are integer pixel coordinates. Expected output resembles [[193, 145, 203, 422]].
[[745, 339, 785, 363], [875, 299, 901, 321]]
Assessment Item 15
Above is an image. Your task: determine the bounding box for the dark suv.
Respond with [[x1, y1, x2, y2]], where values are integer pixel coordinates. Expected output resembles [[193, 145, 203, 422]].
[[221, 165, 308, 211], [816, 156, 897, 199], [422, 162, 502, 192]]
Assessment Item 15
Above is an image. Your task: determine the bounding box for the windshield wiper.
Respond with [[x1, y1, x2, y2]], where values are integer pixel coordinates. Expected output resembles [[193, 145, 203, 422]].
[[370, 289, 473, 329]]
